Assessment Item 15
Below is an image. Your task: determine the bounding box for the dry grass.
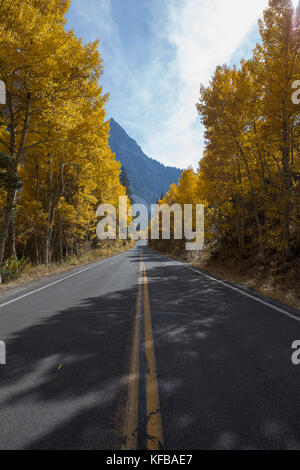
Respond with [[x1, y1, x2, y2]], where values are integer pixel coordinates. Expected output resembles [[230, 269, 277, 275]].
[[0, 240, 135, 292]]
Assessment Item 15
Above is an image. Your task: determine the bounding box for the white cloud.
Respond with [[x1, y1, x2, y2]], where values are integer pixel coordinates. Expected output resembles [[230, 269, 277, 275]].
[[68, 0, 270, 170], [141, 0, 269, 169]]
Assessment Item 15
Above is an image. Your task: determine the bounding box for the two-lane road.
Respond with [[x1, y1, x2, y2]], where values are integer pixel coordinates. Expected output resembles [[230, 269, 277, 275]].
[[0, 243, 300, 449]]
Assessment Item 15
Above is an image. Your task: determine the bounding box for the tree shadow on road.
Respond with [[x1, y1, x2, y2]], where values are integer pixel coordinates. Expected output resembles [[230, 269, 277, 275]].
[[0, 247, 299, 449]]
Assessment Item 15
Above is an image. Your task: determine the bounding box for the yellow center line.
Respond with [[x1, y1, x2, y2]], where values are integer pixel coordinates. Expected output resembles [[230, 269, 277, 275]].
[[142, 257, 164, 450], [122, 254, 143, 450], [122, 249, 164, 450]]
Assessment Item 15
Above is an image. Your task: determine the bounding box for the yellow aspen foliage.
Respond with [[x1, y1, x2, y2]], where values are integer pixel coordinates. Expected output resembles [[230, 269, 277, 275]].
[[151, 0, 300, 266], [0, 0, 128, 271]]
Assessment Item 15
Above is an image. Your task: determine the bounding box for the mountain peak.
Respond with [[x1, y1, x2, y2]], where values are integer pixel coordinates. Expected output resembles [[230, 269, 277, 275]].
[[109, 119, 182, 206]]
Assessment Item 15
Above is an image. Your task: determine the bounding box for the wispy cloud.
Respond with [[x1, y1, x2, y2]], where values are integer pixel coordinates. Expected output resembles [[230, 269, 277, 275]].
[[68, 0, 269, 169], [141, 0, 269, 169]]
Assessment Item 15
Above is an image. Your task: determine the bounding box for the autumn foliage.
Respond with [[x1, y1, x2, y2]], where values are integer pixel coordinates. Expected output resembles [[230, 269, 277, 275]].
[[151, 0, 300, 267], [0, 0, 128, 276]]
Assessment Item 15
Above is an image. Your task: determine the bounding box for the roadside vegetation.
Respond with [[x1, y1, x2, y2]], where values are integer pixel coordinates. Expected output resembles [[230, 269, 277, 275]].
[[149, 0, 300, 308], [0, 1, 132, 284]]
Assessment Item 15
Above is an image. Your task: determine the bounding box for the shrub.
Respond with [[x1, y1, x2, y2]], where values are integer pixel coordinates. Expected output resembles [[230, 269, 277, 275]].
[[0, 256, 29, 283]]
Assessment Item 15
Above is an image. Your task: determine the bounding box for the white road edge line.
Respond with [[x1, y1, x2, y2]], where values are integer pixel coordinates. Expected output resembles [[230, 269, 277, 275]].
[[0, 252, 125, 309], [160, 253, 300, 323]]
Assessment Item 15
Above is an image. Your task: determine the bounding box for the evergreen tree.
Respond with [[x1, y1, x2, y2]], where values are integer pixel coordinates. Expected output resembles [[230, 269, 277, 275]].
[[120, 166, 133, 204]]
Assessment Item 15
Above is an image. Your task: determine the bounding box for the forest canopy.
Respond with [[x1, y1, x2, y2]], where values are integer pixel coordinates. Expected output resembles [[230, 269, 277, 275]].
[[0, 0, 129, 280], [150, 0, 300, 267]]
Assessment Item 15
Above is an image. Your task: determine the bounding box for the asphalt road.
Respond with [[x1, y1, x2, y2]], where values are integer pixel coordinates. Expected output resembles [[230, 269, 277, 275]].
[[0, 242, 300, 450]]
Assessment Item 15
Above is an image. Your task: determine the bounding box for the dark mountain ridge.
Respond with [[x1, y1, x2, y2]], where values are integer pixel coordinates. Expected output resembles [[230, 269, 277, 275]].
[[109, 118, 182, 207]]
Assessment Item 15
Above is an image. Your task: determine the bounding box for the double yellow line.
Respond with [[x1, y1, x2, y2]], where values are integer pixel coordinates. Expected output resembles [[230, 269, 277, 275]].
[[123, 250, 164, 450]]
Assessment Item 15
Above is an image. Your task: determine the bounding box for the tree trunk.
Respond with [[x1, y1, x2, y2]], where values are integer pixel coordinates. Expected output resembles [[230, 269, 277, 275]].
[[281, 120, 292, 259], [0, 185, 17, 266], [0, 92, 31, 279], [59, 217, 63, 263]]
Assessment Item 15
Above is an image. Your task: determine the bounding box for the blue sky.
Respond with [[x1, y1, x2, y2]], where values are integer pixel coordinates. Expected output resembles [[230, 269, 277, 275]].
[[66, 0, 292, 169]]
